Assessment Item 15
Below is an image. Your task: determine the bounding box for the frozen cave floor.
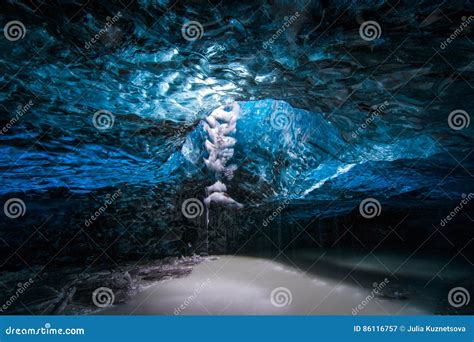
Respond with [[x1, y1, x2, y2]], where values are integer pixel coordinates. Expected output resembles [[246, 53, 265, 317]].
[[2, 249, 472, 315], [100, 249, 473, 316]]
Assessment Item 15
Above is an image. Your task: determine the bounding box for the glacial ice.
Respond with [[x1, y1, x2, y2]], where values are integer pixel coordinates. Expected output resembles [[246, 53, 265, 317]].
[[203, 102, 243, 209]]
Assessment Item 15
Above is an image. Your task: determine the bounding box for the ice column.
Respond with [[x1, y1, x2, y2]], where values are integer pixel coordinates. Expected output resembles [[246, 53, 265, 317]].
[[203, 102, 243, 210]]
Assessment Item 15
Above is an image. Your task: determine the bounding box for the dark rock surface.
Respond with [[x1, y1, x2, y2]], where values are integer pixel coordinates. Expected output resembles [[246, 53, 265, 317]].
[[0, 255, 205, 315]]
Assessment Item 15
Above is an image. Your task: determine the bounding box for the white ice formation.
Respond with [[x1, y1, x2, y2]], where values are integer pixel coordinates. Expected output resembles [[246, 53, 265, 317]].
[[203, 103, 243, 209]]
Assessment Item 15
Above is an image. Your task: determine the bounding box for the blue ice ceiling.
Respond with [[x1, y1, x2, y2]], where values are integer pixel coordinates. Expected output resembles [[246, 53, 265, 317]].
[[0, 0, 473, 220]]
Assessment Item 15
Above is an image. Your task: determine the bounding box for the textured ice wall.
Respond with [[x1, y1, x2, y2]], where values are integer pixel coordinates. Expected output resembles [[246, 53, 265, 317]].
[[179, 99, 440, 208]]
